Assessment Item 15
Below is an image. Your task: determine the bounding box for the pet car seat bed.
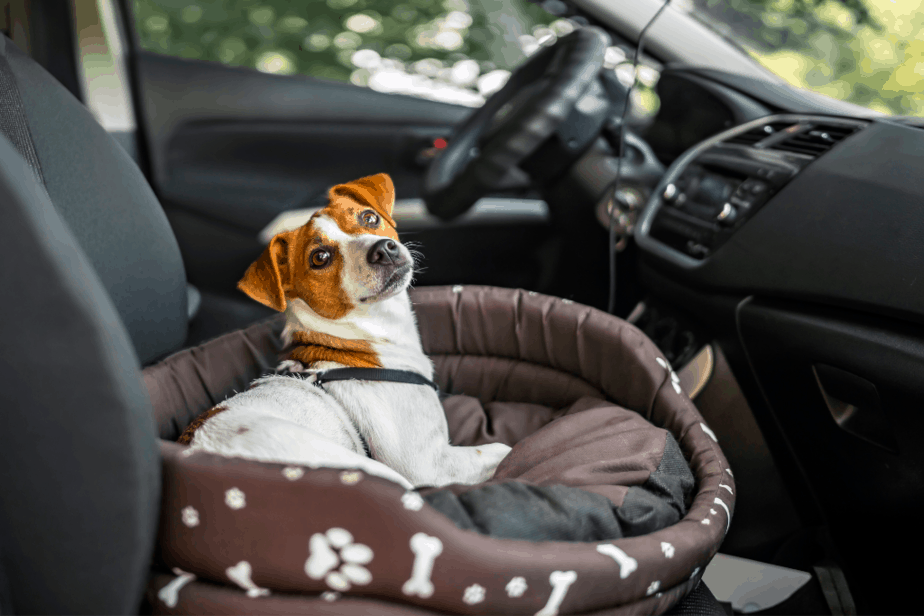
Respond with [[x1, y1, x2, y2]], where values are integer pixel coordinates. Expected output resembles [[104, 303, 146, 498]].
[[144, 285, 735, 615]]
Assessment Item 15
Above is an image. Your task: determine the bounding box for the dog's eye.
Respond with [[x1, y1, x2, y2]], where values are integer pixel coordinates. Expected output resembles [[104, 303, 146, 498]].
[[309, 249, 332, 269], [360, 210, 379, 227]]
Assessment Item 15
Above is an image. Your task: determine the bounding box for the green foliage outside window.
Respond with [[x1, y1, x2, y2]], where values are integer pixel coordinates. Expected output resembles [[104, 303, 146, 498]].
[[131, 0, 922, 117], [131, 0, 563, 106], [692, 0, 924, 116]]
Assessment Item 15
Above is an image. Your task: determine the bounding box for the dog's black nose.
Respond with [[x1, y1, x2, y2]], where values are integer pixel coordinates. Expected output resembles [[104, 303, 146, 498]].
[[367, 238, 401, 265]]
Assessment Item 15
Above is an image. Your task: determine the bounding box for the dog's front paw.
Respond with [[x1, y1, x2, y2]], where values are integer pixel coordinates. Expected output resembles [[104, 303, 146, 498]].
[[276, 359, 307, 373], [475, 442, 513, 481]]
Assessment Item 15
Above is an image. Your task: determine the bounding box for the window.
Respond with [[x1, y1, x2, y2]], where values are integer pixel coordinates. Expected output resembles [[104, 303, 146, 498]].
[[682, 0, 924, 117], [130, 0, 576, 107]]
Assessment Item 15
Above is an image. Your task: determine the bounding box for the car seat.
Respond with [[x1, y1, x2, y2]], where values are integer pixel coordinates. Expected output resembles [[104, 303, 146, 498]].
[[0, 34, 732, 615]]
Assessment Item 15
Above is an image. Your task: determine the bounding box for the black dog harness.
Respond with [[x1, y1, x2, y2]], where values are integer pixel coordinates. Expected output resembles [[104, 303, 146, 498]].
[[298, 367, 440, 393], [278, 366, 441, 459]]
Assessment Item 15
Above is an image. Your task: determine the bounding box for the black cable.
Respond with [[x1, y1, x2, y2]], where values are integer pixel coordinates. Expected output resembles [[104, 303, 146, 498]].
[[607, 0, 672, 315]]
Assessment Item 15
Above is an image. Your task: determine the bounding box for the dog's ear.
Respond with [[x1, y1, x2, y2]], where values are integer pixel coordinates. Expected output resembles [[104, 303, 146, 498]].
[[237, 231, 294, 312], [329, 173, 396, 227]]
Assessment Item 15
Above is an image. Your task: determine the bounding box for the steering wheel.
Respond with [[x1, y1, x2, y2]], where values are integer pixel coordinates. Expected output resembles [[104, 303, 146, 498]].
[[422, 26, 610, 221]]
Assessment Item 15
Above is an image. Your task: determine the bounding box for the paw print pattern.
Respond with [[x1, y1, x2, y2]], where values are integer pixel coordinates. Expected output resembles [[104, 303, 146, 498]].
[[282, 466, 304, 480], [646, 581, 661, 596], [463, 584, 485, 605], [305, 528, 374, 591], [402, 491, 424, 511], [506, 576, 528, 598], [181, 506, 199, 528], [224, 487, 246, 510], [660, 542, 675, 558], [339, 470, 363, 485]]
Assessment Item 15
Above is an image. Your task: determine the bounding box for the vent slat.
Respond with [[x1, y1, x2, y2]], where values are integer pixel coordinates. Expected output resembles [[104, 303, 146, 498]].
[[769, 123, 860, 158], [725, 121, 796, 146]]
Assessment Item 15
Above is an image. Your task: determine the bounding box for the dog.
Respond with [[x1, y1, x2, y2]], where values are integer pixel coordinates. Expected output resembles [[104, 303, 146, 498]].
[[177, 173, 512, 490]]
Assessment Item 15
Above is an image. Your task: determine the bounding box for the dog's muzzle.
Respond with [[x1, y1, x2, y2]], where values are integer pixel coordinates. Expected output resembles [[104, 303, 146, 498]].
[[367, 238, 403, 266]]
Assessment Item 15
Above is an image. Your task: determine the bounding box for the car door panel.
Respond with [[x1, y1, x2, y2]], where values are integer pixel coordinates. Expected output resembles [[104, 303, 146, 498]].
[[131, 53, 555, 296]]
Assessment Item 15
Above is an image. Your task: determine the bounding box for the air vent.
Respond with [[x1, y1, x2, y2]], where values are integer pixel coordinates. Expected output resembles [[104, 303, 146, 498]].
[[725, 122, 795, 146], [770, 124, 859, 157]]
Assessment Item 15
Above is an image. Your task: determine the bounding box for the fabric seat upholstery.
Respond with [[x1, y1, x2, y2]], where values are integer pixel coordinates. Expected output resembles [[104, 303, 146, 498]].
[[0, 135, 160, 614], [1, 34, 187, 365]]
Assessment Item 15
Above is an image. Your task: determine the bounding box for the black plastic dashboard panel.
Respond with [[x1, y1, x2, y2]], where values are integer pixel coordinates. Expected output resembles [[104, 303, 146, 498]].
[[645, 69, 771, 163], [638, 116, 924, 322], [737, 297, 924, 614]]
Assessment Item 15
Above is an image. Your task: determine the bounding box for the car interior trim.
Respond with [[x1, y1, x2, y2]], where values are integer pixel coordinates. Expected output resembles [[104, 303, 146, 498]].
[[258, 198, 550, 244], [676, 344, 714, 400], [574, 0, 779, 80], [636, 113, 868, 269]]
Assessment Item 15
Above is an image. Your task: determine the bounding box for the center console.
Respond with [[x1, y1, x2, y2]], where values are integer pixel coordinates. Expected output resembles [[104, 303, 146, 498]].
[[640, 116, 868, 262]]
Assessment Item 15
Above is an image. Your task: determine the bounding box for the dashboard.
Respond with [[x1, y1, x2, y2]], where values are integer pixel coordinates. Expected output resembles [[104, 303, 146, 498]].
[[636, 113, 924, 320], [623, 69, 924, 615]]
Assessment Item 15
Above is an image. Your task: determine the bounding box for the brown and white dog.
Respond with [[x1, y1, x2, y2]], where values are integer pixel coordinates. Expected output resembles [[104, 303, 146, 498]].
[[178, 173, 511, 489]]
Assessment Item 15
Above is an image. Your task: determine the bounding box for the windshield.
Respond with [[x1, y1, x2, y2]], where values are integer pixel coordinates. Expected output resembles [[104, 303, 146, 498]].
[[679, 0, 923, 117]]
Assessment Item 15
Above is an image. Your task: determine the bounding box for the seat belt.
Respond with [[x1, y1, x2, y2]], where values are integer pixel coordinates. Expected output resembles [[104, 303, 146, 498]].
[[0, 36, 50, 197]]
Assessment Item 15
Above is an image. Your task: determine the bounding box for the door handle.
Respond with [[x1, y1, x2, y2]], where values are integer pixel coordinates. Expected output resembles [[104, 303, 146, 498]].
[[812, 364, 899, 454]]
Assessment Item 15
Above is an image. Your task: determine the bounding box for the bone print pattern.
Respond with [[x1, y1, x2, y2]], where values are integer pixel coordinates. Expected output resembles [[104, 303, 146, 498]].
[[700, 423, 718, 442], [670, 370, 683, 394], [596, 544, 638, 579], [714, 497, 732, 533], [402, 533, 443, 598], [535, 570, 578, 616], [157, 568, 196, 608], [655, 357, 684, 394], [304, 528, 374, 591], [226, 561, 270, 597]]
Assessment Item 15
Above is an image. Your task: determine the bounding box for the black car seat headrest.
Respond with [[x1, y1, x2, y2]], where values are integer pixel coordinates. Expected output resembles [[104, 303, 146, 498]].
[[0, 34, 187, 364], [0, 133, 160, 614]]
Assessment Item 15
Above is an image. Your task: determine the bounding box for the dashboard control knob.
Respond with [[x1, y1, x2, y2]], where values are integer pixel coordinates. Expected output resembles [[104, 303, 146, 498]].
[[685, 241, 710, 257], [749, 181, 768, 194], [663, 183, 678, 202], [717, 202, 737, 225]]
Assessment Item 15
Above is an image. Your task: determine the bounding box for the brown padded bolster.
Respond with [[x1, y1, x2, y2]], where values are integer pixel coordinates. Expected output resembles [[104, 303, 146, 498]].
[[143, 286, 735, 615]]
